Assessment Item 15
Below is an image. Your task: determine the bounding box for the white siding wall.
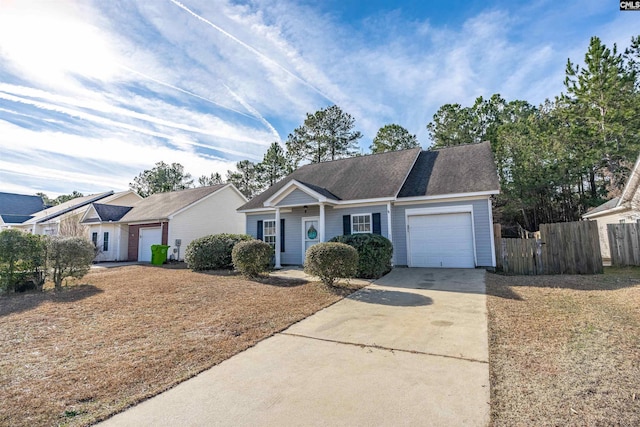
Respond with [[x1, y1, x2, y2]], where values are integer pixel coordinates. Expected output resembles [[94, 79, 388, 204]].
[[168, 186, 246, 260], [89, 223, 129, 262], [590, 210, 639, 261]]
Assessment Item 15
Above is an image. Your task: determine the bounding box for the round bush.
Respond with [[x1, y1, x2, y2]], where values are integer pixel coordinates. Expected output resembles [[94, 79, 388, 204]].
[[304, 242, 358, 287], [185, 233, 252, 271], [329, 234, 393, 279], [232, 240, 273, 278]]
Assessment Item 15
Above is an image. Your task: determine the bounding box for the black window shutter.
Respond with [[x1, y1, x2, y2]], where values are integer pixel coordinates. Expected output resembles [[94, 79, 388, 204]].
[[257, 220, 263, 240], [343, 215, 351, 235], [372, 213, 381, 235], [280, 218, 285, 252]]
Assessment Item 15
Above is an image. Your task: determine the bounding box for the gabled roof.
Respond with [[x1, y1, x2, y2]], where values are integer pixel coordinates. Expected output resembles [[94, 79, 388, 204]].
[[94, 203, 133, 222], [583, 151, 640, 219], [118, 184, 229, 223], [0, 192, 46, 219], [23, 191, 114, 224], [398, 141, 500, 197], [583, 197, 620, 217], [240, 148, 422, 210], [239, 142, 500, 211]]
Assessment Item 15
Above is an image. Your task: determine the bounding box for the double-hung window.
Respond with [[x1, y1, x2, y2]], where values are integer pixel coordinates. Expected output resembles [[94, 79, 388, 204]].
[[91, 232, 98, 247], [103, 232, 109, 251], [263, 220, 276, 249], [352, 214, 372, 234]]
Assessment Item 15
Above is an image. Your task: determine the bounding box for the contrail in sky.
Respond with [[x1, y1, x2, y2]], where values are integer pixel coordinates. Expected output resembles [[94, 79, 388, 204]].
[[169, 0, 336, 104], [223, 83, 281, 142], [120, 65, 255, 119]]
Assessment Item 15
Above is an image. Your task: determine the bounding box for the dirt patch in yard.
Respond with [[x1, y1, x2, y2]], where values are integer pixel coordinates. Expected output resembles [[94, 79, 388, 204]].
[[487, 268, 640, 426], [0, 265, 363, 427]]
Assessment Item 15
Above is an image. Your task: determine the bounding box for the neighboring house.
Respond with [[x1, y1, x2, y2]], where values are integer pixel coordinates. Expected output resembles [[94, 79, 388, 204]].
[[14, 191, 142, 236], [81, 184, 247, 262], [238, 141, 500, 269], [583, 153, 640, 262], [0, 192, 47, 229]]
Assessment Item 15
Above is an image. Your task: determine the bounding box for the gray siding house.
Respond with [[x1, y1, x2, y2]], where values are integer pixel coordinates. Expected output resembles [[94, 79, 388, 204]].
[[238, 142, 500, 269]]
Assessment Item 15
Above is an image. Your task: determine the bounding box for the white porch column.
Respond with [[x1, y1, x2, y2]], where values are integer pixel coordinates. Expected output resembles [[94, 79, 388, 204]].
[[275, 207, 282, 269], [319, 203, 325, 242], [387, 202, 393, 243], [387, 201, 394, 266]]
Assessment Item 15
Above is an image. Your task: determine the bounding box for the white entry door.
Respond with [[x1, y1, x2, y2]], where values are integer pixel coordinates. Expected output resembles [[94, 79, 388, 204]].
[[408, 213, 475, 268], [302, 217, 320, 261], [138, 227, 162, 262]]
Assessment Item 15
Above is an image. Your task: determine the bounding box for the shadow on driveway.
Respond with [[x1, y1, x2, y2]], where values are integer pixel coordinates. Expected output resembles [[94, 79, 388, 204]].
[[348, 288, 433, 307]]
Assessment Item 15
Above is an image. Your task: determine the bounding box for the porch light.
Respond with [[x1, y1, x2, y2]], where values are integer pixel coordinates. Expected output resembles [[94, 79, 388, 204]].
[[304, 205, 308, 213]]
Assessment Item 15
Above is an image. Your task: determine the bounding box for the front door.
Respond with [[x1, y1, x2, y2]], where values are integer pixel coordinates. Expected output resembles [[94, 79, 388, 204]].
[[302, 217, 320, 261]]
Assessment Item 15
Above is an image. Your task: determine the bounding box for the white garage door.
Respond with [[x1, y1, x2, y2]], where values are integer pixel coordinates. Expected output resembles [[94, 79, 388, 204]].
[[408, 213, 475, 268], [138, 227, 162, 262]]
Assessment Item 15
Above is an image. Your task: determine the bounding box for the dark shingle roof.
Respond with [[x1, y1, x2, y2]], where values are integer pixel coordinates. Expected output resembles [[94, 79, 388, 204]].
[[0, 214, 34, 224], [0, 192, 46, 217], [119, 184, 227, 223], [93, 203, 133, 222], [240, 142, 500, 210], [239, 148, 422, 210], [398, 141, 500, 197]]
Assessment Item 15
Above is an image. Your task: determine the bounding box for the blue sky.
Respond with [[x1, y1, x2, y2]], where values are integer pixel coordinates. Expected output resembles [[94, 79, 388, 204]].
[[0, 0, 637, 197]]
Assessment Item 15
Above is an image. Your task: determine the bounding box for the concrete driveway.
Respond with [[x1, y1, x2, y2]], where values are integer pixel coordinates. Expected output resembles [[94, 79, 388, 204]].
[[99, 268, 489, 427]]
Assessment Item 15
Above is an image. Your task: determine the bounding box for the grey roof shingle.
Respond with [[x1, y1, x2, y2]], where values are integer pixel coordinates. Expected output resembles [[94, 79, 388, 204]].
[[118, 184, 227, 223], [239, 142, 500, 211], [23, 191, 114, 224], [93, 203, 133, 222], [584, 197, 620, 216], [0, 192, 46, 218], [398, 141, 500, 197], [239, 148, 422, 210]]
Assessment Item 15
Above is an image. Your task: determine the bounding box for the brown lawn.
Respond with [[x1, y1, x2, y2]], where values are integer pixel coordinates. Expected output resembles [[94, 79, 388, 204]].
[[0, 265, 363, 427], [487, 267, 640, 426]]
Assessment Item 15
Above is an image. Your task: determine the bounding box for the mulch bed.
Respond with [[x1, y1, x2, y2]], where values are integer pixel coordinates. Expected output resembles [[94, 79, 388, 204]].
[[486, 268, 640, 426], [0, 265, 363, 426]]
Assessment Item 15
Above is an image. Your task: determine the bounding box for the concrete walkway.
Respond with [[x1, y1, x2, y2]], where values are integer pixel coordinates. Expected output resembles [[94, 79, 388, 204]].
[[99, 268, 489, 426]]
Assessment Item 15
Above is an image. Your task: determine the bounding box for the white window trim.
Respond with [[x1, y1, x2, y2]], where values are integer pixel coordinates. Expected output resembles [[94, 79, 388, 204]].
[[263, 220, 276, 247], [351, 213, 372, 234]]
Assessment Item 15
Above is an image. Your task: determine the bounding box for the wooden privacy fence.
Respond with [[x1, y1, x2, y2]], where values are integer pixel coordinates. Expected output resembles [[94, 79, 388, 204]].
[[607, 223, 640, 266], [495, 221, 603, 275]]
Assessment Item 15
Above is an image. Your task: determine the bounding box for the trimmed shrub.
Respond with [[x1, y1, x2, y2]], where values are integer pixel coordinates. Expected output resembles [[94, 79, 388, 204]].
[[47, 236, 95, 290], [329, 233, 393, 279], [185, 233, 252, 271], [304, 242, 358, 287], [232, 240, 273, 278]]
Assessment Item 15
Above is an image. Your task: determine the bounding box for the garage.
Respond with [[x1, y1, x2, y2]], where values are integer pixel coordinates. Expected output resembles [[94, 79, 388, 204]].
[[407, 212, 475, 268], [138, 227, 162, 262]]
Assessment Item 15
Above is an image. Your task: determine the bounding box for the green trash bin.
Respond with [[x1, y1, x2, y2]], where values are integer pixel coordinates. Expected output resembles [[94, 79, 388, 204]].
[[150, 244, 170, 265]]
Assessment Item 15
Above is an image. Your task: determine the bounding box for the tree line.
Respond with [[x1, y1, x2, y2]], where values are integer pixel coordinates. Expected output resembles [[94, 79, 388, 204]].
[[428, 35, 640, 232]]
